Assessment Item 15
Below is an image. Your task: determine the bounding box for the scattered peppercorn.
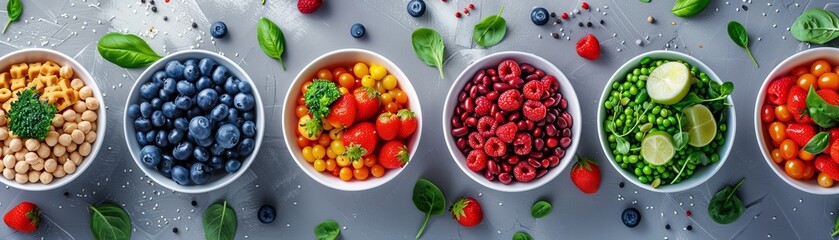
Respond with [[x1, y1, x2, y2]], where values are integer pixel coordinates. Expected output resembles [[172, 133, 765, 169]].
[[63, 191, 69, 197], [686, 225, 692, 231], [551, 32, 559, 39], [151, 6, 157, 12], [619, 182, 625, 188], [173, 228, 179, 233], [141, 0, 146, 3], [742, 5, 748, 11], [163, 16, 168, 21], [586, 22, 593, 27], [600, 19, 605, 25], [665, 224, 670, 230], [550, 12, 556, 18], [578, 22, 584, 27], [442, 0, 446, 2], [192, 22, 198, 28], [469, 3, 475, 9], [191, 200, 198, 207], [150, 0, 155, 4], [555, 19, 561, 24], [464, 8, 469, 14]]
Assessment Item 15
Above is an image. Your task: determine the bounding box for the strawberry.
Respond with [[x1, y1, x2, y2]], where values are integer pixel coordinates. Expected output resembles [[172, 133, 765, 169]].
[[831, 128, 839, 142], [817, 89, 839, 105], [766, 76, 794, 105], [297, 0, 322, 14], [342, 122, 378, 158], [4, 202, 39, 233], [815, 155, 839, 181], [326, 94, 357, 128], [830, 137, 839, 164], [786, 86, 808, 122], [450, 197, 483, 227], [570, 155, 600, 194], [353, 87, 381, 121], [785, 123, 816, 147], [575, 34, 601, 60], [378, 140, 409, 169], [375, 112, 400, 141], [397, 109, 418, 139]]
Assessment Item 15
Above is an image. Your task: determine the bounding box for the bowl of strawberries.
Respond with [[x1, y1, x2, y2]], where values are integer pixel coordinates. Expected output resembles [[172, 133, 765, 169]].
[[283, 49, 421, 191], [756, 47, 839, 195]]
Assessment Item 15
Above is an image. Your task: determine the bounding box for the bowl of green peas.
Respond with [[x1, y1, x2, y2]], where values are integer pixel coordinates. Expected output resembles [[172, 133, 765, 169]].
[[597, 50, 736, 193]]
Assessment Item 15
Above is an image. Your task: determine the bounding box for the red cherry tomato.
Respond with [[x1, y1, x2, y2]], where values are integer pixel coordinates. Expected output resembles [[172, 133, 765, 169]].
[[760, 104, 775, 123]]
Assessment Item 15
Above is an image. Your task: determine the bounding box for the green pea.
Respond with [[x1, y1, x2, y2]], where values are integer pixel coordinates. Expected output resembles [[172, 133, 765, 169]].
[[633, 69, 641, 75], [720, 124, 727, 132], [639, 75, 648, 81], [635, 132, 644, 141], [622, 91, 631, 98], [620, 163, 629, 169], [608, 134, 616, 143], [628, 155, 638, 163], [695, 80, 704, 88], [642, 166, 652, 175], [635, 168, 643, 176], [652, 106, 661, 115], [615, 155, 623, 163], [711, 153, 720, 162], [637, 161, 646, 167], [639, 176, 648, 183], [667, 116, 677, 125], [666, 128, 675, 134], [628, 102, 637, 108], [626, 73, 633, 81], [612, 82, 620, 89], [655, 117, 663, 126], [656, 60, 663, 66], [647, 115, 656, 124], [630, 75, 638, 82], [629, 86, 638, 95], [660, 109, 669, 117], [688, 164, 696, 170], [641, 68, 649, 75], [623, 81, 632, 89], [662, 172, 670, 178], [611, 91, 620, 98], [657, 166, 665, 173], [616, 120, 624, 127], [636, 80, 646, 88], [604, 101, 613, 109], [686, 169, 693, 176], [625, 108, 634, 115]]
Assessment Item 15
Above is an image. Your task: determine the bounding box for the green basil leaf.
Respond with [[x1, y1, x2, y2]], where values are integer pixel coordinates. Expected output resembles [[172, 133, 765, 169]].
[[257, 17, 286, 70], [89, 203, 131, 240], [530, 200, 552, 218], [671, 0, 710, 17], [673, 132, 690, 151], [96, 32, 162, 68], [314, 220, 340, 240], [3, 0, 21, 33], [640, 0, 651, 3], [203, 201, 237, 240], [708, 179, 745, 224], [832, 215, 839, 237], [413, 178, 446, 239], [804, 132, 830, 154], [806, 86, 839, 128], [727, 21, 759, 67], [791, 8, 839, 44], [473, 7, 506, 47], [411, 28, 446, 79], [672, 93, 703, 111], [512, 231, 534, 240]]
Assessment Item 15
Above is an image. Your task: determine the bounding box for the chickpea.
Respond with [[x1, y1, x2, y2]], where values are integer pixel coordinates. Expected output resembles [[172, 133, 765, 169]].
[[9, 138, 21, 151], [14, 161, 28, 173], [70, 152, 81, 165], [31, 160, 44, 171], [78, 121, 91, 133], [52, 114, 64, 127], [36, 144, 50, 158], [24, 139, 39, 151], [73, 101, 87, 113], [0, 128, 7, 141], [79, 142, 91, 157], [56, 155, 66, 164], [14, 173, 26, 184], [14, 151, 25, 161], [81, 110, 97, 122], [45, 131, 58, 146], [67, 143, 77, 152], [70, 78, 84, 90], [63, 161, 76, 174], [53, 167, 65, 178], [24, 152, 38, 164], [85, 131, 96, 143], [0, 110, 5, 126], [71, 129, 84, 144], [28, 171, 39, 183], [59, 65, 74, 79], [79, 87, 92, 99], [58, 134, 72, 146], [85, 97, 99, 110], [2, 155, 13, 169], [53, 145, 66, 157], [62, 110, 76, 122], [90, 123, 96, 131], [39, 172, 53, 184], [44, 159, 56, 173], [2, 168, 13, 179], [63, 122, 77, 133]]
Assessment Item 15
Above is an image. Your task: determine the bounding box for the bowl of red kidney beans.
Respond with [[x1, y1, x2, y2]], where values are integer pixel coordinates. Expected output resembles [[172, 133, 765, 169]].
[[443, 51, 581, 192]]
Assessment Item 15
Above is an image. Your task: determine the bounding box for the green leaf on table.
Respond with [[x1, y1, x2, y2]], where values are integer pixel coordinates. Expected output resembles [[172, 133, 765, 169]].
[[314, 220, 340, 240], [203, 201, 237, 240], [89, 203, 131, 240], [257, 17, 287, 70], [413, 178, 446, 239], [512, 231, 533, 240], [97, 32, 162, 68], [411, 28, 446, 79], [708, 178, 746, 224], [832, 215, 839, 237], [791, 8, 839, 44], [530, 200, 552, 218], [671, 0, 710, 17], [3, 0, 21, 33], [727, 21, 759, 67], [804, 132, 830, 154], [473, 7, 506, 47]]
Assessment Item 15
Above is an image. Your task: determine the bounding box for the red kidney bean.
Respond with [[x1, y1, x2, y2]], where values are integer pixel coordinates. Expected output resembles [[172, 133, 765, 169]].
[[525, 74, 539, 81], [546, 137, 558, 148], [486, 68, 497, 76], [484, 170, 496, 181], [536, 169, 548, 179], [562, 112, 573, 127], [508, 156, 520, 164], [491, 76, 501, 83], [469, 85, 478, 97], [546, 113, 556, 124], [502, 162, 513, 173], [480, 75, 490, 85], [508, 78, 524, 88], [560, 99, 567, 110], [548, 156, 560, 167], [544, 97, 556, 107], [459, 91, 467, 102], [560, 137, 572, 149], [473, 70, 485, 83], [507, 112, 521, 123], [526, 120, 535, 130], [498, 173, 512, 184], [455, 107, 463, 116], [528, 151, 543, 159], [533, 128, 542, 137], [562, 128, 571, 138], [520, 64, 535, 73], [546, 124, 557, 137], [488, 160, 499, 175], [460, 112, 470, 121], [516, 120, 526, 130], [452, 117, 462, 128], [463, 98, 475, 112], [534, 138, 544, 151], [553, 148, 565, 159], [494, 112, 505, 123], [493, 83, 511, 92], [478, 85, 488, 94], [465, 117, 478, 127], [456, 137, 467, 150], [486, 91, 499, 101], [535, 120, 545, 128], [490, 105, 499, 116], [452, 127, 469, 137], [528, 158, 542, 168], [541, 159, 550, 169], [556, 117, 568, 128], [535, 70, 546, 77]]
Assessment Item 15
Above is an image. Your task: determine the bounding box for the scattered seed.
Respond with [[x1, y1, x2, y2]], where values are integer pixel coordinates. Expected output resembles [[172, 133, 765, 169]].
[[686, 210, 692, 217], [455, 12, 462, 18], [619, 182, 625, 188], [469, 3, 475, 9], [582, 2, 590, 10], [686, 225, 692, 231], [671, 21, 676, 25], [150, 0, 155, 4], [191, 200, 197, 207], [600, 19, 605, 24], [636, 39, 643, 46], [647, 16, 655, 23], [63, 192, 69, 197], [163, 16, 168, 21], [561, 12, 569, 19], [141, 0, 146, 3]]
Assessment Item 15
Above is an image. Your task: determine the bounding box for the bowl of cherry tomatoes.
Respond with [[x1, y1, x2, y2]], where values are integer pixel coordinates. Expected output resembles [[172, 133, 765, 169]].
[[282, 49, 422, 191], [756, 47, 839, 195]]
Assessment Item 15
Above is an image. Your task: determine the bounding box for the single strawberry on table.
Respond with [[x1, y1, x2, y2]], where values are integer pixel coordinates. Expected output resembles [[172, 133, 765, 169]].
[[326, 94, 357, 128], [4, 202, 39, 233], [785, 123, 815, 147], [378, 140, 409, 169], [575, 34, 600, 61], [766, 76, 794, 105], [354, 86, 381, 121], [397, 109, 418, 139], [570, 155, 601, 194], [375, 112, 400, 141], [297, 0, 322, 14], [342, 122, 378, 158], [450, 197, 483, 227]]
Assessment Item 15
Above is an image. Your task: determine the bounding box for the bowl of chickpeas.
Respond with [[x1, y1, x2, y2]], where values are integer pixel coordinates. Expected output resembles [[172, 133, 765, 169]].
[[0, 48, 105, 191]]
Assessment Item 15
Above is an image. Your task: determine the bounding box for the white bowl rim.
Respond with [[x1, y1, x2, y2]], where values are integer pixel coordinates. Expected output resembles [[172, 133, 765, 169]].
[[0, 48, 107, 191], [281, 48, 423, 191], [596, 50, 737, 193], [123, 49, 265, 194], [442, 51, 582, 192], [754, 47, 839, 195]]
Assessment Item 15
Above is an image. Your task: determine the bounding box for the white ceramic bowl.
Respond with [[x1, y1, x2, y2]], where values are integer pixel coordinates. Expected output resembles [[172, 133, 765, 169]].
[[124, 50, 264, 194], [282, 49, 422, 191], [0, 48, 107, 191], [443, 51, 581, 192], [755, 47, 839, 195], [597, 50, 736, 193]]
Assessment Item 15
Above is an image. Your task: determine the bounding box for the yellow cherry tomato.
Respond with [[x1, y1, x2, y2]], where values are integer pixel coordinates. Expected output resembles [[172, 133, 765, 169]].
[[317, 69, 333, 80], [312, 145, 326, 160], [326, 149, 336, 159], [298, 115, 321, 140], [352, 159, 364, 169], [302, 146, 314, 163], [369, 64, 387, 80], [326, 159, 337, 171], [799, 150, 815, 161], [330, 140, 345, 155], [375, 81, 386, 93], [353, 63, 369, 78], [354, 167, 370, 180], [337, 155, 351, 167], [780, 139, 799, 160], [329, 129, 343, 140], [802, 162, 815, 180], [339, 167, 354, 181], [371, 164, 385, 177], [314, 159, 326, 171], [812, 59, 832, 77], [380, 93, 394, 104], [797, 73, 817, 90], [383, 75, 398, 90], [361, 75, 375, 87], [818, 172, 835, 188], [392, 89, 408, 104], [339, 87, 349, 95], [768, 122, 787, 144]]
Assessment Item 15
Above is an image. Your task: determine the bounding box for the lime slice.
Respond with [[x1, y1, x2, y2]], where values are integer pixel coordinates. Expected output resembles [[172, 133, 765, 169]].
[[641, 131, 675, 166], [683, 104, 717, 147], [646, 62, 693, 105]]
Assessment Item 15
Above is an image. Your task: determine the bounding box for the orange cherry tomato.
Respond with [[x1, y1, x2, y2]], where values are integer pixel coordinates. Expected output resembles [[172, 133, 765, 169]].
[[799, 150, 815, 161], [363, 155, 377, 167], [301, 81, 313, 94], [339, 167, 353, 181], [812, 59, 832, 77], [771, 149, 784, 164], [780, 139, 799, 160], [774, 105, 792, 122], [791, 65, 810, 77], [332, 67, 348, 78], [392, 89, 408, 105], [802, 161, 815, 180], [818, 72, 839, 90], [835, 65, 839, 75], [317, 68, 333, 80], [797, 73, 817, 90], [385, 102, 400, 113], [380, 93, 394, 104], [818, 172, 835, 187], [760, 104, 775, 123], [338, 73, 356, 89], [295, 105, 309, 118], [296, 136, 310, 147], [318, 134, 331, 147], [370, 164, 385, 177], [354, 167, 370, 180], [325, 159, 337, 171], [331, 167, 341, 177], [784, 158, 805, 179], [768, 122, 787, 143]]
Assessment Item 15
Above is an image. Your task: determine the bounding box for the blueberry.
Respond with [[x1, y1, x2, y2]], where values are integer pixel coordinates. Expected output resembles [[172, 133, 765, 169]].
[[158, 155, 175, 178], [168, 129, 185, 144], [162, 102, 179, 118], [226, 150, 240, 159], [209, 156, 224, 170], [257, 205, 275, 224], [151, 98, 163, 109], [196, 76, 213, 90], [158, 89, 172, 102], [622, 208, 641, 228], [164, 118, 175, 129], [237, 81, 251, 93], [206, 105, 227, 122], [210, 144, 226, 156], [219, 94, 233, 107], [196, 89, 219, 110], [406, 0, 426, 17], [233, 93, 255, 111], [242, 121, 256, 138], [350, 23, 366, 38], [127, 104, 141, 119], [174, 95, 193, 110], [199, 58, 217, 77], [145, 131, 157, 144], [151, 110, 165, 127], [243, 111, 255, 121], [140, 102, 153, 118], [140, 81, 160, 100], [184, 64, 200, 82], [189, 163, 212, 185], [223, 77, 240, 94], [136, 131, 148, 146], [226, 108, 239, 123], [153, 71, 168, 84], [172, 141, 194, 160], [165, 60, 185, 79], [171, 165, 190, 185], [212, 66, 228, 85], [531, 7, 549, 26], [193, 147, 210, 162], [215, 124, 241, 149], [238, 138, 255, 156], [134, 117, 152, 132], [214, 85, 224, 93], [184, 59, 199, 67], [155, 130, 169, 147], [210, 21, 228, 38], [194, 134, 214, 147], [177, 81, 197, 96], [189, 116, 212, 139], [163, 78, 178, 95], [140, 145, 162, 168], [187, 107, 203, 118]]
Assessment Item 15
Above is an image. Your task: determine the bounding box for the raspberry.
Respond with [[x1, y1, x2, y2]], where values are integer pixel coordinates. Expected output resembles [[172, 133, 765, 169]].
[[466, 150, 488, 172], [497, 59, 521, 80], [523, 100, 547, 121], [498, 89, 522, 112], [513, 161, 536, 182], [540, 75, 558, 93], [474, 96, 491, 116], [477, 116, 498, 138], [523, 80, 544, 100], [495, 122, 518, 143], [484, 137, 507, 157], [468, 132, 485, 149], [513, 133, 532, 155]]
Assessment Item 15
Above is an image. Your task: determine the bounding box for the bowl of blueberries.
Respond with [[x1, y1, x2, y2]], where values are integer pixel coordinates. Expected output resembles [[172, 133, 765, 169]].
[[124, 50, 263, 193]]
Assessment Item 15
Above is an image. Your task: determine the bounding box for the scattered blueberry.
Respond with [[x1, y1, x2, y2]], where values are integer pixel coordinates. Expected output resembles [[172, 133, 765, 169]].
[[151, 98, 163, 109], [531, 7, 549, 26], [622, 208, 641, 228], [135, 117, 152, 132], [350, 23, 366, 38], [238, 138, 255, 156], [140, 81, 160, 100], [233, 93, 255, 111], [171, 165, 190, 185], [237, 81, 251, 93], [193, 147, 210, 162], [219, 94, 233, 107], [196, 76, 213, 90], [224, 77, 240, 95], [136, 131, 148, 146], [174, 117, 189, 131], [151, 110, 165, 127], [257, 205, 276, 224], [155, 130, 169, 147], [140, 145, 162, 168], [210, 104, 229, 122], [140, 102, 153, 118], [158, 155, 175, 177], [210, 21, 228, 38], [177, 81, 197, 96], [194, 134, 214, 147], [196, 89, 219, 110], [209, 156, 224, 170], [174, 95, 193, 110], [162, 102, 179, 118], [212, 66, 228, 85], [153, 71, 167, 84], [242, 121, 255, 138], [168, 129, 185, 144], [407, 0, 426, 17]]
